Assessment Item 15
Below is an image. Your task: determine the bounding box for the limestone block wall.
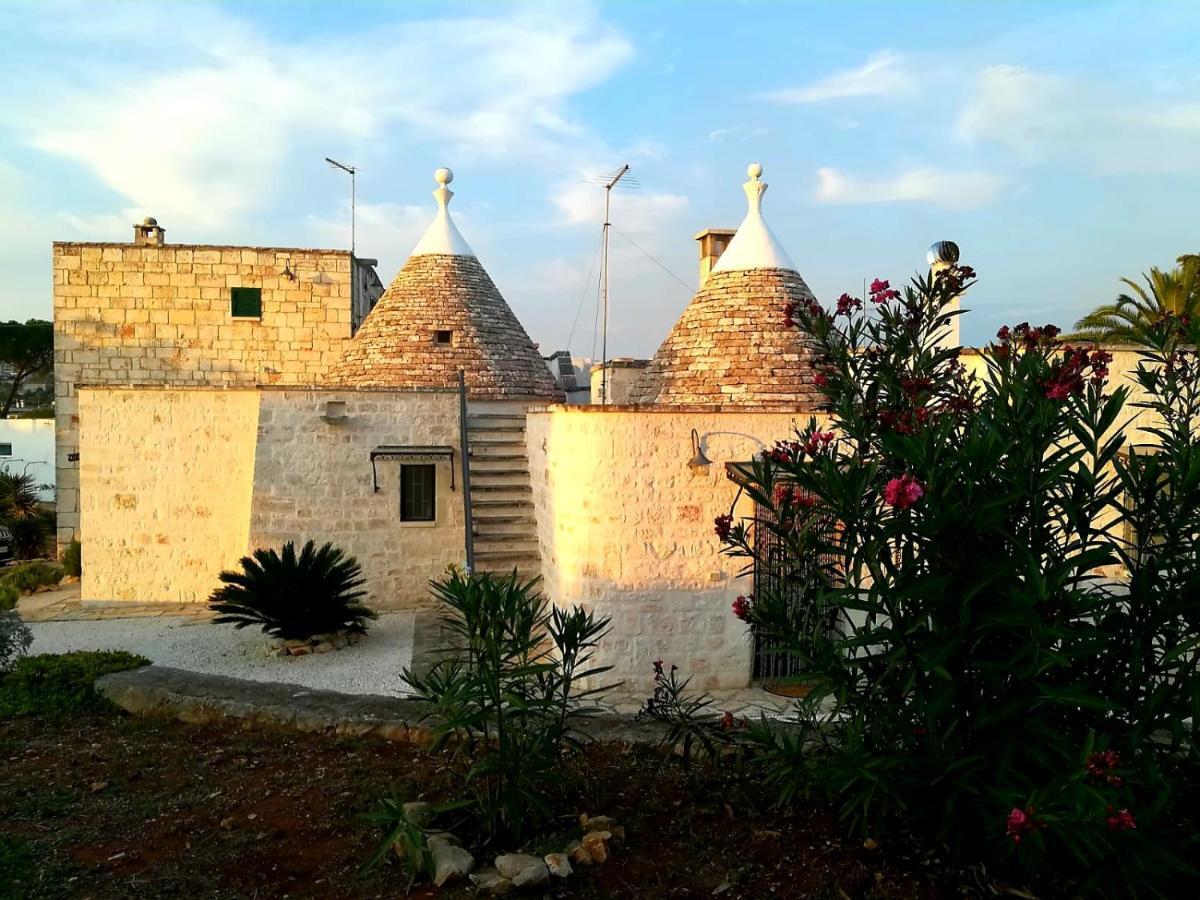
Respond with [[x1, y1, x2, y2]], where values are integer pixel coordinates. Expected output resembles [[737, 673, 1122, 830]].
[[249, 388, 466, 610], [78, 388, 260, 603], [527, 405, 818, 695], [53, 242, 355, 546]]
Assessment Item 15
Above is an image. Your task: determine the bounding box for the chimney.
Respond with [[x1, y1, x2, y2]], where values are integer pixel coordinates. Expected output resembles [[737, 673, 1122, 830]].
[[927, 240, 961, 348], [694, 228, 736, 284], [133, 216, 166, 246]]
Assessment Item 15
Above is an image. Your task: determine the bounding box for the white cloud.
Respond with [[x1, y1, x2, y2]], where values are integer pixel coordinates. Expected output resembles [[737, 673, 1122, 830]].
[[759, 50, 913, 104], [814, 166, 1006, 210], [305, 201, 431, 274], [552, 179, 689, 237], [705, 125, 768, 143], [4, 2, 635, 229], [957, 65, 1200, 174]]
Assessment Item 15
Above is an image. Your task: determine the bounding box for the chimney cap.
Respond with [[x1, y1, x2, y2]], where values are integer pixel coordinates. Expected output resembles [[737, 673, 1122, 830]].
[[927, 240, 960, 267], [142, 216, 158, 226]]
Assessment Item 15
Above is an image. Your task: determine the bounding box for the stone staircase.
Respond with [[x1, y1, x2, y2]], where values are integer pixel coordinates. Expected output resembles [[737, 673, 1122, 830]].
[[466, 410, 541, 579]]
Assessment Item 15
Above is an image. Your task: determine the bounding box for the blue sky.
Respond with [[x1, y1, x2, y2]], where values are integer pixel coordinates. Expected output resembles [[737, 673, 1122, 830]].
[[2, 0, 1199, 357]]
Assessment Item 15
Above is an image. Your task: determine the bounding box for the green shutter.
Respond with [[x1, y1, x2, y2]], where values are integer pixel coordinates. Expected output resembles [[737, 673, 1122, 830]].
[[400, 464, 436, 521], [230, 287, 262, 318]]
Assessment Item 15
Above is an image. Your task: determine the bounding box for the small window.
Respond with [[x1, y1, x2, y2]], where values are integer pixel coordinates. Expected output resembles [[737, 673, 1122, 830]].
[[434, 329, 453, 345], [400, 464, 436, 522], [231, 287, 262, 318], [0, 443, 10, 456]]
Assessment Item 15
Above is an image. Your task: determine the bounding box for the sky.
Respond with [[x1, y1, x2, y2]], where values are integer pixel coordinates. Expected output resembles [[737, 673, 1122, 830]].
[[2, 0, 1199, 358]]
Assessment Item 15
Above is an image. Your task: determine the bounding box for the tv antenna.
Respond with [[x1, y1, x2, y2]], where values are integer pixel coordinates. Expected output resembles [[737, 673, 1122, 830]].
[[325, 157, 358, 255], [593, 164, 635, 404]]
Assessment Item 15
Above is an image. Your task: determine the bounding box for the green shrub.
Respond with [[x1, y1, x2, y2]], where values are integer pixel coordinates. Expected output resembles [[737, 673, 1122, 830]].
[[0, 560, 64, 595], [0, 650, 149, 717], [0, 581, 17, 611], [0, 610, 33, 672], [209, 540, 376, 640], [401, 569, 615, 843], [61, 538, 82, 577], [718, 267, 1199, 895]]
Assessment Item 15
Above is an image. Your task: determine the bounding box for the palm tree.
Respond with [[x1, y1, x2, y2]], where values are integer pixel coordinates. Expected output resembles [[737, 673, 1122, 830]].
[[1069, 257, 1199, 345]]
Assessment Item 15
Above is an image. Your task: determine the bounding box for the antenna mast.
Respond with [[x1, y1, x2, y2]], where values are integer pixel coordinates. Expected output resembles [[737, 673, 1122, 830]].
[[325, 157, 358, 256], [600, 163, 630, 405]]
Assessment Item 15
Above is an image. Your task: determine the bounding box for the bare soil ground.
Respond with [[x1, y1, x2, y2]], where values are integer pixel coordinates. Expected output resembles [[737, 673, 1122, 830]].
[[1, 711, 970, 899]]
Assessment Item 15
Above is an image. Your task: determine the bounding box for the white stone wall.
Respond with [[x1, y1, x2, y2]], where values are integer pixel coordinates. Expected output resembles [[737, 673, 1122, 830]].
[[249, 389, 466, 610], [54, 242, 355, 547], [78, 388, 260, 602], [79, 386, 466, 609], [527, 406, 818, 695]]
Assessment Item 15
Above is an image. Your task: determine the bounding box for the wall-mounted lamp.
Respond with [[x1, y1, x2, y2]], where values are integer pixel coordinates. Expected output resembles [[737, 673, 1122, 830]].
[[281, 261, 297, 282], [687, 428, 712, 475]]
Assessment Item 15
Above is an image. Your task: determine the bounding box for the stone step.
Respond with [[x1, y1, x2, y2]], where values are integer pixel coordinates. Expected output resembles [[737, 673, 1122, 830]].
[[471, 512, 535, 525], [467, 432, 526, 445], [472, 528, 540, 542], [465, 458, 528, 472], [471, 478, 530, 493], [473, 535, 539, 552], [468, 414, 526, 427], [471, 498, 534, 510], [471, 481, 531, 493], [469, 449, 529, 462], [474, 548, 542, 563]]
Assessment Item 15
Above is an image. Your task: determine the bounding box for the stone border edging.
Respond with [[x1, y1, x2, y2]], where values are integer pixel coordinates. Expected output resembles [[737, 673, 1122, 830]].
[[94, 666, 675, 746]]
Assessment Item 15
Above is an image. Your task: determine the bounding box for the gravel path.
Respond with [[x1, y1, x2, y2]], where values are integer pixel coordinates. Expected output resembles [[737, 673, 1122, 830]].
[[26, 613, 416, 698]]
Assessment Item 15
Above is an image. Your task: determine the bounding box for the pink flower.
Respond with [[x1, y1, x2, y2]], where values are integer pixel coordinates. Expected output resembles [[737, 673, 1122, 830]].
[[1006, 806, 1040, 844], [1106, 806, 1136, 831], [721, 711, 735, 730], [868, 278, 900, 303], [652, 658, 664, 678], [835, 293, 862, 316], [883, 474, 924, 510], [813, 373, 828, 387], [714, 514, 733, 541], [732, 595, 753, 621]]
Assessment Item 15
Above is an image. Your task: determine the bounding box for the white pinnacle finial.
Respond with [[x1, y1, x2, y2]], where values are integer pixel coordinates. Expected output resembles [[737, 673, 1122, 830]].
[[410, 166, 475, 258], [710, 161, 796, 274]]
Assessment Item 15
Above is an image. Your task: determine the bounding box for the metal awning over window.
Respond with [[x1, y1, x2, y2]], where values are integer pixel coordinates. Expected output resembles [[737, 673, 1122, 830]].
[[370, 445, 455, 492]]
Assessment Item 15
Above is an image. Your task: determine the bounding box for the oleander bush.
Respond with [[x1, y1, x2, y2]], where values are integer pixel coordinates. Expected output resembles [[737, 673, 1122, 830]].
[[0, 650, 149, 717], [208, 540, 375, 640], [716, 266, 1200, 895], [401, 568, 615, 843]]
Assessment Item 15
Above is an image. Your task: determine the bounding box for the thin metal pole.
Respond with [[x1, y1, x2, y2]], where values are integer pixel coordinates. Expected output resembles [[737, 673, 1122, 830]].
[[599, 164, 629, 406], [601, 188, 610, 405], [350, 169, 356, 257], [458, 370, 475, 574]]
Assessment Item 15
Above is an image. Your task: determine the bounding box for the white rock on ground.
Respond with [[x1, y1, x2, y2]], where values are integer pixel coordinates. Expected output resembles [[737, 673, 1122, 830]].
[[25, 613, 417, 698], [428, 834, 475, 886]]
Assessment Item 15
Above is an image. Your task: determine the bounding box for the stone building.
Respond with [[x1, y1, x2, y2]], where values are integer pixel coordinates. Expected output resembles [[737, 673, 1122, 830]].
[[52, 217, 384, 546], [63, 168, 558, 609], [64, 160, 1155, 699], [529, 164, 831, 692]]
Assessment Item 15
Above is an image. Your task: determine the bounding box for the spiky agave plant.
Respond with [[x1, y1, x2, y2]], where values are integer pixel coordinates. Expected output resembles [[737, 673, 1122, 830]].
[[209, 540, 375, 640]]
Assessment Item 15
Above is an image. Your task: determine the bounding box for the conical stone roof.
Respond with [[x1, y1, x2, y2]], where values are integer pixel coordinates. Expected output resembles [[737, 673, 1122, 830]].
[[328, 168, 562, 400], [628, 164, 824, 407]]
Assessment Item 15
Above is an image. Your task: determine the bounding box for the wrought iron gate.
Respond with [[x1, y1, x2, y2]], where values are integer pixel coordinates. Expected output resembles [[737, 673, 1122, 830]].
[[750, 503, 839, 680]]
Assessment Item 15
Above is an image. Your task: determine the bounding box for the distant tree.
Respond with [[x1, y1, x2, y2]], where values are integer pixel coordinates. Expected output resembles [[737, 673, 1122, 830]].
[[1069, 257, 1200, 345], [0, 320, 53, 419]]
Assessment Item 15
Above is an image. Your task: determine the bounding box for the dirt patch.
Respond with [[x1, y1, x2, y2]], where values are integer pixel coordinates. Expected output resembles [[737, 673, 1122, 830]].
[[1, 712, 967, 899]]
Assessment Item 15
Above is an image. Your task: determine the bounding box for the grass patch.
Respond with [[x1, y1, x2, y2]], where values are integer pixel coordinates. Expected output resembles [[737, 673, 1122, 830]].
[[0, 651, 149, 718], [0, 834, 37, 898]]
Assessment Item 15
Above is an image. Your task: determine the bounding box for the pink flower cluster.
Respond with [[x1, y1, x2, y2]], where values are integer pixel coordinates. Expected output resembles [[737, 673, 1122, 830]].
[[835, 292, 863, 316], [1085, 750, 1123, 787], [1005, 806, 1042, 844], [713, 514, 734, 541], [1105, 806, 1136, 832], [1043, 347, 1112, 400], [731, 594, 754, 621], [883, 474, 924, 510], [869, 278, 900, 304]]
